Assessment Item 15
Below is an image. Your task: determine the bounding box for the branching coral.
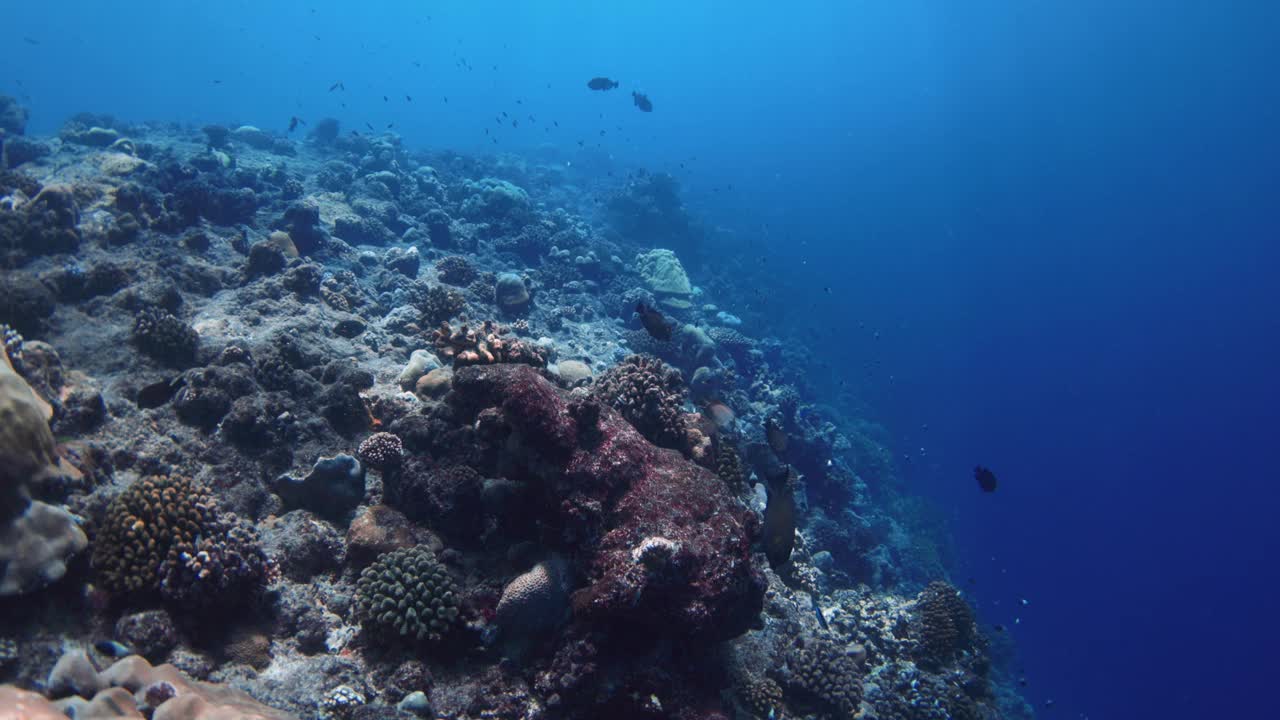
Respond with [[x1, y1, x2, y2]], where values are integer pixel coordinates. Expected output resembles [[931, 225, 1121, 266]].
[[786, 636, 864, 719], [914, 580, 977, 668], [91, 475, 268, 607], [590, 354, 689, 450], [430, 320, 547, 368]]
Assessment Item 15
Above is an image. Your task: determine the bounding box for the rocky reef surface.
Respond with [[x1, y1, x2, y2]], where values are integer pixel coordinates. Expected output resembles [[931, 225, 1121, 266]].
[[0, 102, 1033, 719]]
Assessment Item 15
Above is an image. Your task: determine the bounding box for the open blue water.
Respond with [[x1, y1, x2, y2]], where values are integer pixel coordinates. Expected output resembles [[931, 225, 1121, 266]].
[[6, 2, 1277, 717]]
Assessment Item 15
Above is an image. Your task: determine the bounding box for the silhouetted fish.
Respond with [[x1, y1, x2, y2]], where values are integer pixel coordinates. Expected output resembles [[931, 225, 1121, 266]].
[[635, 302, 673, 341], [587, 77, 620, 91], [288, 116, 304, 133], [137, 377, 184, 409], [765, 417, 787, 456], [763, 465, 797, 569], [406, 95, 412, 101], [632, 91, 653, 112], [23, 37, 39, 45], [975, 465, 998, 493], [328, 81, 345, 92]]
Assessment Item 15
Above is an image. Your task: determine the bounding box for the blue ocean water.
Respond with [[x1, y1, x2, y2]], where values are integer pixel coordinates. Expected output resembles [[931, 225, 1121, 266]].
[[5, 1, 1277, 717]]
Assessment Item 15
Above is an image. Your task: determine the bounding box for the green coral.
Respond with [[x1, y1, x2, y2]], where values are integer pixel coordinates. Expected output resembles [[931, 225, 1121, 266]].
[[354, 546, 461, 641]]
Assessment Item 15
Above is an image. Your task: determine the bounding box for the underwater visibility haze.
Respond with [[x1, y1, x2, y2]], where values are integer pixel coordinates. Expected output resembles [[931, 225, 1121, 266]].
[[1, 1, 1277, 719]]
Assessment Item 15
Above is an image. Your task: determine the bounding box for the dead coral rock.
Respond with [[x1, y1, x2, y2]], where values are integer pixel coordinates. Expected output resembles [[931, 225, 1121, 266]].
[[450, 364, 764, 641]]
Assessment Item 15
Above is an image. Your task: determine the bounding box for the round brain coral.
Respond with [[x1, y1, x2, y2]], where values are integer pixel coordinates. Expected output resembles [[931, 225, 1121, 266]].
[[354, 545, 461, 642]]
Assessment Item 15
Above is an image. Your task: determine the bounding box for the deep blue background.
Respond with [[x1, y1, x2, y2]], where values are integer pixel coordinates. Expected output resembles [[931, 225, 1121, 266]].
[[5, 2, 1278, 717]]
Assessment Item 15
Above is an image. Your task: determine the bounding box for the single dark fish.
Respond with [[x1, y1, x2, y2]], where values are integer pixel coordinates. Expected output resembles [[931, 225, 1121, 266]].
[[23, 37, 40, 45], [406, 95, 412, 101], [635, 301, 673, 341], [94, 640, 132, 657], [765, 417, 787, 456], [632, 91, 653, 112], [328, 81, 345, 92], [975, 465, 998, 493], [365, 122, 375, 131], [811, 594, 829, 631], [587, 77, 620, 91], [762, 466, 797, 569], [137, 377, 184, 409], [383, 95, 389, 102], [287, 116, 303, 133]]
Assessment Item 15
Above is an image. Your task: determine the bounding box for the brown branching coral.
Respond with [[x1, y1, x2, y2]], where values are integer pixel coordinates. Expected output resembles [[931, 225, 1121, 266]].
[[738, 676, 783, 719], [914, 580, 977, 668], [590, 354, 689, 450], [786, 636, 864, 719], [430, 320, 548, 368], [91, 475, 268, 607]]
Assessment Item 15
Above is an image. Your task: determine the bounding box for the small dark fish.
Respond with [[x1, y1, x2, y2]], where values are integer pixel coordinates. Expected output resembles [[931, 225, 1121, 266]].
[[212, 79, 223, 85], [287, 116, 303, 133], [632, 91, 653, 112], [329, 81, 345, 92], [444, 96, 449, 103], [765, 417, 787, 456], [383, 95, 389, 102], [23, 37, 40, 45], [406, 95, 412, 101], [365, 122, 375, 131], [975, 465, 998, 493], [137, 377, 184, 409], [993, 624, 1007, 632], [762, 466, 797, 569], [811, 594, 829, 631], [587, 77, 620, 91], [386, 122, 394, 129], [635, 302, 673, 341], [94, 640, 132, 657]]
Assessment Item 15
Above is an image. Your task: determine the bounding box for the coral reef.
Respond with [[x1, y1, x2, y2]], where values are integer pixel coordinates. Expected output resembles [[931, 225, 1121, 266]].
[[0, 112, 1027, 719]]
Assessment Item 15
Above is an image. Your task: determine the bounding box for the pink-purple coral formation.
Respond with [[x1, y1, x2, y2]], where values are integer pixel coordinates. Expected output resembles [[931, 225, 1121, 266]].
[[450, 363, 764, 641]]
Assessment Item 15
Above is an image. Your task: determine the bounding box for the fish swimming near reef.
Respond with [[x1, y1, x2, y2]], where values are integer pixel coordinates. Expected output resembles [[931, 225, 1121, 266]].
[[765, 417, 788, 456], [587, 77, 620, 91], [975, 465, 998, 493], [288, 116, 304, 133], [762, 465, 797, 569], [94, 640, 133, 657], [632, 91, 653, 112], [636, 301, 674, 341]]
